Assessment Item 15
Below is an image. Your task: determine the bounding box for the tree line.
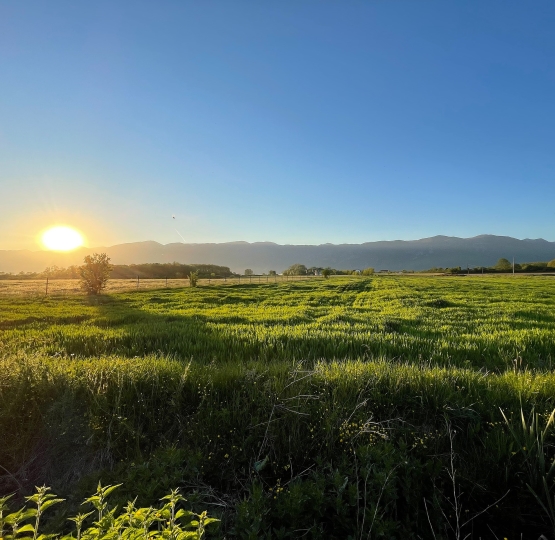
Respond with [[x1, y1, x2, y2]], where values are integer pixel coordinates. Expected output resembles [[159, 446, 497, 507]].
[[0, 262, 236, 280], [424, 258, 555, 274], [282, 263, 375, 277]]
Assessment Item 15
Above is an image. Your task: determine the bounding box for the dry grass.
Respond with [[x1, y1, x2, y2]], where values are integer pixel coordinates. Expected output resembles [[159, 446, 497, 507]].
[[0, 275, 320, 297]]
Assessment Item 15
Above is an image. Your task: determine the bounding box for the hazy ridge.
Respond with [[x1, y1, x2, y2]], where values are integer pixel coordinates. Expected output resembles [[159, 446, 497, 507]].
[[1, 235, 555, 274]]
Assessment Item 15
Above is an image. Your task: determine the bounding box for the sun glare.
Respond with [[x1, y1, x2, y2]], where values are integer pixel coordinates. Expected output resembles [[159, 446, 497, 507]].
[[42, 226, 84, 251]]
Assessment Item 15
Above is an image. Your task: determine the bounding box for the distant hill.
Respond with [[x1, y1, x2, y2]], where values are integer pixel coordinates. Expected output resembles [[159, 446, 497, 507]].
[[1, 235, 555, 275]]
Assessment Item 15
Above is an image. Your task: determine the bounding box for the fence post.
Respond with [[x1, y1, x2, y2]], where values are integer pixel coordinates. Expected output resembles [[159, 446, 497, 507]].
[[45, 277, 49, 296], [166, 276, 168, 287], [137, 275, 139, 289]]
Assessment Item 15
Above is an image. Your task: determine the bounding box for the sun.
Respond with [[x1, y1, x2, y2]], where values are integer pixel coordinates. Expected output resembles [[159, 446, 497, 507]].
[[41, 226, 84, 251]]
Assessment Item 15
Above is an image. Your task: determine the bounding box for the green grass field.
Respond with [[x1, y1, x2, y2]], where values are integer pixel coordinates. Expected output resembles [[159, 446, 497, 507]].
[[2, 275, 555, 369], [2, 276, 555, 538]]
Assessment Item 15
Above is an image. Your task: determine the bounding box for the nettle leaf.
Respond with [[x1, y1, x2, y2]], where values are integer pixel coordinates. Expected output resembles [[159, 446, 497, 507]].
[[6, 509, 36, 525], [16, 524, 35, 534], [175, 509, 193, 521], [103, 485, 123, 498], [0, 493, 15, 506], [40, 499, 65, 512], [176, 532, 198, 539], [161, 493, 186, 503], [37, 534, 58, 540]]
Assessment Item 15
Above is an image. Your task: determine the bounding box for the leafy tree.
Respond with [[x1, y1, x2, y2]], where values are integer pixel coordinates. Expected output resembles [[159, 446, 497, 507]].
[[269, 270, 277, 276], [283, 264, 307, 276], [245, 269, 254, 276], [322, 267, 332, 279], [495, 258, 512, 271], [80, 253, 112, 295], [548, 259, 555, 268], [362, 267, 375, 276]]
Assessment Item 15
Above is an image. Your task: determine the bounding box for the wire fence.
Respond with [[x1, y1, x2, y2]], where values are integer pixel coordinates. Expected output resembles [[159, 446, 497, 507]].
[[0, 274, 324, 297]]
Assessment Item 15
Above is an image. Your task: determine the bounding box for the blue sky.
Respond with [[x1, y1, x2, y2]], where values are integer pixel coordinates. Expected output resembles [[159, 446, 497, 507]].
[[1, 1, 554, 250]]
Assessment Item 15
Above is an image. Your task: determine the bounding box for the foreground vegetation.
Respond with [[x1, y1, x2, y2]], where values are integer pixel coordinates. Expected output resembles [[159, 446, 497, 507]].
[[2, 276, 555, 538], [0, 485, 219, 540]]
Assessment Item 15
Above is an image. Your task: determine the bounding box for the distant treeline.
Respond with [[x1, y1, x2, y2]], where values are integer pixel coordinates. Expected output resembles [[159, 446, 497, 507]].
[[0, 262, 236, 280], [424, 258, 555, 274], [110, 263, 235, 279], [282, 263, 375, 276], [4, 257, 555, 280]]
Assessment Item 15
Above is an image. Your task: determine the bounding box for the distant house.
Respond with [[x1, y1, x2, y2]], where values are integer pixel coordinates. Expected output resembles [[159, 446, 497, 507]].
[[378, 270, 390, 273]]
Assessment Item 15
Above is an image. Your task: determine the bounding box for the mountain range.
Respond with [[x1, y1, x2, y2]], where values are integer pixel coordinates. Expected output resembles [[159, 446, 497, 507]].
[[2, 235, 555, 275]]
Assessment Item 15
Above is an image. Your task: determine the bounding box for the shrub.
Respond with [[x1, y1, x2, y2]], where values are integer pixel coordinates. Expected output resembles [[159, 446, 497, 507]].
[[189, 271, 199, 287], [362, 267, 374, 276], [79, 253, 112, 295]]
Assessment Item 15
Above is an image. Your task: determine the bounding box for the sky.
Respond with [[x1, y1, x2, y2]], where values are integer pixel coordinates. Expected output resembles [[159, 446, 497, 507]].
[[1, 1, 555, 251]]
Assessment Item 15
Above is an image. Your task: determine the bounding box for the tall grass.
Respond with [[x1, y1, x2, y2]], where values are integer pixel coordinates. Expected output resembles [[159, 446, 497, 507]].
[[2, 352, 555, 536], [2, 276, 555, 536]]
